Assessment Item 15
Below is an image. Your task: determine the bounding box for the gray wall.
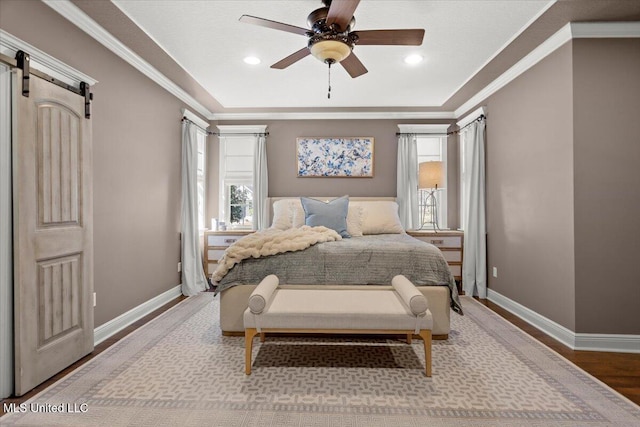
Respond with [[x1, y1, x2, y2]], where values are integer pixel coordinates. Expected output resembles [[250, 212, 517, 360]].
[[483, 39, 640, 334], [484, 43, 576, 330], [4, 0, 636, 336], [572, 39, 640, 334], [0, 0, 201, 326], [208, 119, 459, 229]]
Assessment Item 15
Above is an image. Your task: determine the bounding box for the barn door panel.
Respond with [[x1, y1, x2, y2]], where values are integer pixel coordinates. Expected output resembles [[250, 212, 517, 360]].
[[13, 70, 93, 396]]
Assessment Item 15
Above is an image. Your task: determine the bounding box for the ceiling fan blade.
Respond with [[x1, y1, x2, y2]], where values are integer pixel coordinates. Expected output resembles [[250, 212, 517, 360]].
[[353, 29, 425, 46], [326, 0, 361, 32], [340, 52, 368, 78], [271, 47, 311, 69], [239, 15, 309, 36]]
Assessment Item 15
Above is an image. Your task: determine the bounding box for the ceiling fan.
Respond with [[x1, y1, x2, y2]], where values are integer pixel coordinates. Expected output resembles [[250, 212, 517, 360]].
[[239, 0, 425, 85]]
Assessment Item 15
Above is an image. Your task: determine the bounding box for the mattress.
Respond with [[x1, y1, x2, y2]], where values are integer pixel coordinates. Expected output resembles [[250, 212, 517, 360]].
[[215, 233, 463, 314]]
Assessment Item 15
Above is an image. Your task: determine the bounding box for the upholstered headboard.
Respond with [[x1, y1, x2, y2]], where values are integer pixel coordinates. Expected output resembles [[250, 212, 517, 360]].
[[265, 196, 396, 228]]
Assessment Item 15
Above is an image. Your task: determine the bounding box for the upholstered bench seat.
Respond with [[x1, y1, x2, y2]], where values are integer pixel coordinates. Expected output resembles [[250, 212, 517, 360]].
[[243, 274, 433, 376]]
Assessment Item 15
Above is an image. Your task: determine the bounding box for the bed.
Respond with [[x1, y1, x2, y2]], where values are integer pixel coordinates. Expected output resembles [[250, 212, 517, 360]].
[[214, 196, 462, 338]]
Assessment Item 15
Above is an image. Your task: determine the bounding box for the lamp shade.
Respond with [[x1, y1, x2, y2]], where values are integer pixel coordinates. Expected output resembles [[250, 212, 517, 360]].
[[310, 40, 352, 63], [419, 161, 444, 189]]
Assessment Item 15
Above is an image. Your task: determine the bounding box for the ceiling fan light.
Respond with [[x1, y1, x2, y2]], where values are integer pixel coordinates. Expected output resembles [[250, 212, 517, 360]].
[[310, 40, 352, 63]]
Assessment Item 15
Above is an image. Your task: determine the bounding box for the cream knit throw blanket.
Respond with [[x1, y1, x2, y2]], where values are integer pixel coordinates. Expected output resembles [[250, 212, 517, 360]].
[[212, 226, 342, 282]]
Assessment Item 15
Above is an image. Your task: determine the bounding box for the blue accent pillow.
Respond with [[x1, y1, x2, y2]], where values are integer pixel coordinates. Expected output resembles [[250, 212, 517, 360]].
[[300, 196, 350, 238]]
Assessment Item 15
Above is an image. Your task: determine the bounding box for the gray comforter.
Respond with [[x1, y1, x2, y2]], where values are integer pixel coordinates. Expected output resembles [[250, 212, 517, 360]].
[[215, 233, 463, 314]]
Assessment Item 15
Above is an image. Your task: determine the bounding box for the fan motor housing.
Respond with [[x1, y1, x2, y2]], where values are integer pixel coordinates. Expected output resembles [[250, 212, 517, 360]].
[[307, 7, 356, 33]]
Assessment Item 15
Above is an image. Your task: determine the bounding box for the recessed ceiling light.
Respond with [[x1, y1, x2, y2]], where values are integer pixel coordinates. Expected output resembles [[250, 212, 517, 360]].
[[404, 54, 423, 65], [243, 56, 261, 65]]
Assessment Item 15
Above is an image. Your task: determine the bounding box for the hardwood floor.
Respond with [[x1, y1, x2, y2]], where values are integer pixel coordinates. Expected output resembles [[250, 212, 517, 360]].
[[1, 294, 638, 417], [478, 298, 640, 406]]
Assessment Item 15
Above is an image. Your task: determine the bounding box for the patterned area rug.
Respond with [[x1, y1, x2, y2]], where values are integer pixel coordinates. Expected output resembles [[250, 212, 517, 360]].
[[1, 294, 638, 426]]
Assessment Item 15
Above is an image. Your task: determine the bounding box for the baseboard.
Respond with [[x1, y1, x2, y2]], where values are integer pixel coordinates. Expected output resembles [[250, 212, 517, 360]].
[[486, 289, 640, 354], [94, 285, 182, 346], [574, 333, 640, 354]]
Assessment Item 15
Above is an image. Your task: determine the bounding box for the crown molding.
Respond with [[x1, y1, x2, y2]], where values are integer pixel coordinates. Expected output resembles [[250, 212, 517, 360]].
[[37, 2, 640, 122], [571, 21, 640, 38], [447, 0, 557, 101], [454, 23, 573, 118], [37, 0, 456, 123], [42, 0, 213, 119], [455, 21, 640, 118], [0, 29, 97, 87], [212, 111, 456, 121]]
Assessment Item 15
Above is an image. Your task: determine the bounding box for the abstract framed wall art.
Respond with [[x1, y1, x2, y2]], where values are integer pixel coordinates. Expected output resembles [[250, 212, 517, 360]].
[[296, 137, 374, 177]]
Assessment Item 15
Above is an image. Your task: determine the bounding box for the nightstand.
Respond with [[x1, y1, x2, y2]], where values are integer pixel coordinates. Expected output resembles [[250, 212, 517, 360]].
[[204, 230, 253, 277], [406, 230, 464, 293]]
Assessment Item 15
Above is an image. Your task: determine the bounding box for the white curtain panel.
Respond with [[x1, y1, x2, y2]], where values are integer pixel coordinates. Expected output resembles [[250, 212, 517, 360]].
[[253, 135, 268, 230], [396, 134, 419, 229], [461, 119, 487, 298], [181, 122, 208, 296]]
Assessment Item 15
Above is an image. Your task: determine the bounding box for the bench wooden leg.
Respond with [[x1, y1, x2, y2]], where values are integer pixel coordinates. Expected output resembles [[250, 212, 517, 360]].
[[406, 333, 412, 344], [245, 328, 258, 375], [419, 329, 432, 377], [260, 332, 266, 342]]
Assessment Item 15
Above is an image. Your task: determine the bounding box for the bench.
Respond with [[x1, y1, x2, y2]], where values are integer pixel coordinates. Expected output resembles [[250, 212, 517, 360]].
[[243, 274, 433, 376]]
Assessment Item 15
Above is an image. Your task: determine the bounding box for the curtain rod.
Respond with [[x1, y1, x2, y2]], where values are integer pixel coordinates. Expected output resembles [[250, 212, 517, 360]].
[[396, 115, 486, 137], [181, 117, 269, 137], [181, 117, 210, 134], [456, 114, 486, 133]]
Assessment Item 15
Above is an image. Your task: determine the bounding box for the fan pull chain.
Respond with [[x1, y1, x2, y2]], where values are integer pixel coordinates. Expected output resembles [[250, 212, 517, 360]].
[[327, 61, 332, 99]]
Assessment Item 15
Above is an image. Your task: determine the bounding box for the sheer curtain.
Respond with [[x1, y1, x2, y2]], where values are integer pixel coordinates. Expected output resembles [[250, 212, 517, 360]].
[[396, 134, 419, 229], [461, 116, 487, 298], [181, 121, 208, 296], [253, 134, 268, 230]]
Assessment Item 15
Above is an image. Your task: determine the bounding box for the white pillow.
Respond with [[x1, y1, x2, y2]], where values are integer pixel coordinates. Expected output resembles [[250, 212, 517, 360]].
[[270, 199, 295, 230], [346, 204, 364, 237], [291, 199, 306, 228], [353, 201, 404, 234]]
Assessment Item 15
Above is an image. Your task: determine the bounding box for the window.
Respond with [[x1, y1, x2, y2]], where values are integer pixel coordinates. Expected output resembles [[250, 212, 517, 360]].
[[217, 125, 266, 230], [398, 124, 450, 230], [416, 135, 447, 229], [228, 184, 253, 227], [219, 135, 254, 229]]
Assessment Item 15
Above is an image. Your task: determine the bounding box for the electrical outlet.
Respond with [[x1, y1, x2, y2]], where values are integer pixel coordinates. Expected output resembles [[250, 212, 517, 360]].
[[492, 267, 498, 278], [93, 292, 97, 307], [178, 262, 182, 273]]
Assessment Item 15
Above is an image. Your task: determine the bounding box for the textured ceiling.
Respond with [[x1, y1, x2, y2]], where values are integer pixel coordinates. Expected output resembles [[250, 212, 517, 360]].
[[112, 0, 553, 109]]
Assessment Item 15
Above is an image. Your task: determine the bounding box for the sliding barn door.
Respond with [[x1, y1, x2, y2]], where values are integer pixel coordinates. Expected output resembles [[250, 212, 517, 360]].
[[13, 70, 94, 396]]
